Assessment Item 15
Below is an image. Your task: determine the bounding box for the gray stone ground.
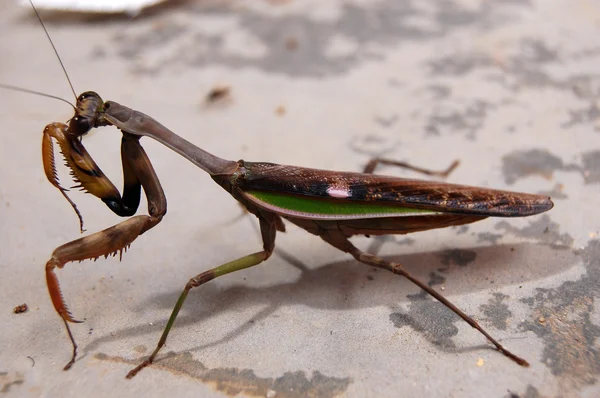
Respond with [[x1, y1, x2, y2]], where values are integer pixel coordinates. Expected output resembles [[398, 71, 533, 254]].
[[1, 0, 599, 397]]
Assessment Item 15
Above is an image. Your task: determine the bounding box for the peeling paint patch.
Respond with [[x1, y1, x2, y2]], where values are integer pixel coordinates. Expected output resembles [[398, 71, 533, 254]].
[[116, 22, 189, 60], [0, 371, 24, 394], [519, 240, 600, 395], [523, 385, 541, 398], [323, 33, 359, 59], [562, 103, 600, 132], [389, 293, 459, 348], [394, 237, 416, 246], [424, 100, 491, 139], [494, 215, 574, 247], [373, 115, 399, 128], [428, 52, 490, 76], [501, 149, 579, 185], [509, 385, 541, 398], [518, 39, 558, 64], [581, 150, 600, 184], [426, 38, 561, 90], [428, 272, 446, 287], [503, 149, 599, 186], [479, 293, 511, 331], [105, 0, 534, 76], [96, 353, 351, 397], [364, 235, 415, 260], [571, 74, 600, 100], [477, 232, 503, 245], [425, 84, 451, 100], [439, 249, 477, 270], [537, 183, 568, 200], [455, 225, 469, 235], [349, 134, 399, 158]]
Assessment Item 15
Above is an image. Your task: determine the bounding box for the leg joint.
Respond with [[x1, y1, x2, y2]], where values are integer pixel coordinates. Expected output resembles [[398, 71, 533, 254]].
[[186, 272, 216, 290], [46, 257, 61, 271]]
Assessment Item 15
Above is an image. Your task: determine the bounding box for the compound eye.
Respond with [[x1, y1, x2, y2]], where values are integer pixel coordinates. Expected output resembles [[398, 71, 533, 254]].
[[78, 91, 97, 101], [70, 115, 93, 136]]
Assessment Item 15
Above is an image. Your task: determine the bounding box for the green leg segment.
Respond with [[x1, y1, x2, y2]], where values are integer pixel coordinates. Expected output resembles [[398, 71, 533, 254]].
[[126, 250, 270, 379]]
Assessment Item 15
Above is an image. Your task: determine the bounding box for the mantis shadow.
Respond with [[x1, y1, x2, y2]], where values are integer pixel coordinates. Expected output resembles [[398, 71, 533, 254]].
[[83, 240, 576, 363]]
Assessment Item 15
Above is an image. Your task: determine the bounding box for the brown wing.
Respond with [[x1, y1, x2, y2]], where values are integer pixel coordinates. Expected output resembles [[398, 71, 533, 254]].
[[239, 162, 553, 217]]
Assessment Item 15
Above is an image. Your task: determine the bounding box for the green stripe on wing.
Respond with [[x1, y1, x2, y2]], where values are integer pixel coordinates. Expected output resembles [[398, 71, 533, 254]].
[[246, 190, 438, 218]]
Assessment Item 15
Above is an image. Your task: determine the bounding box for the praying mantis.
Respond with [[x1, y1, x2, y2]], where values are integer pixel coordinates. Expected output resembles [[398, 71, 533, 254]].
[[9, 0, 554, 381], [41, 90, 553, 378]]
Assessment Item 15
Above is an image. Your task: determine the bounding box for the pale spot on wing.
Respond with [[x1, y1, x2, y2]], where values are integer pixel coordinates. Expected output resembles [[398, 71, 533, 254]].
[[327, 185, 350, 198]]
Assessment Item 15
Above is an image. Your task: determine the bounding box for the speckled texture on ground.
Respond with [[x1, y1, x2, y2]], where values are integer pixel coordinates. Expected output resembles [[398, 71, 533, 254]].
[[0, 1, 599, 397]]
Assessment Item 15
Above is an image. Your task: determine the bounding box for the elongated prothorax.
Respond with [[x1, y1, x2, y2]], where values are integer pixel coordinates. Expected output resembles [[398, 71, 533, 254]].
[[102, 101, 239, 176]]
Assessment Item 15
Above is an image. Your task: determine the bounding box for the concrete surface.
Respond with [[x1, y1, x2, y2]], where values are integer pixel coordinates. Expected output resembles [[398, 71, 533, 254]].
[[1, 0, 599, 397]]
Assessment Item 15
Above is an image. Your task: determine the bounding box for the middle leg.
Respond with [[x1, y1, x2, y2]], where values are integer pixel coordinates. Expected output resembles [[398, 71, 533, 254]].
[[363, 157, 459, 177], [126, 214, 279, 378]]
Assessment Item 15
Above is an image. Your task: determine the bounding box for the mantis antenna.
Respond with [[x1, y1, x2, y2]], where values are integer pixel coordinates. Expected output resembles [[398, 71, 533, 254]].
[[28, 0, 77, 101], [0, 0, 76, 109]]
